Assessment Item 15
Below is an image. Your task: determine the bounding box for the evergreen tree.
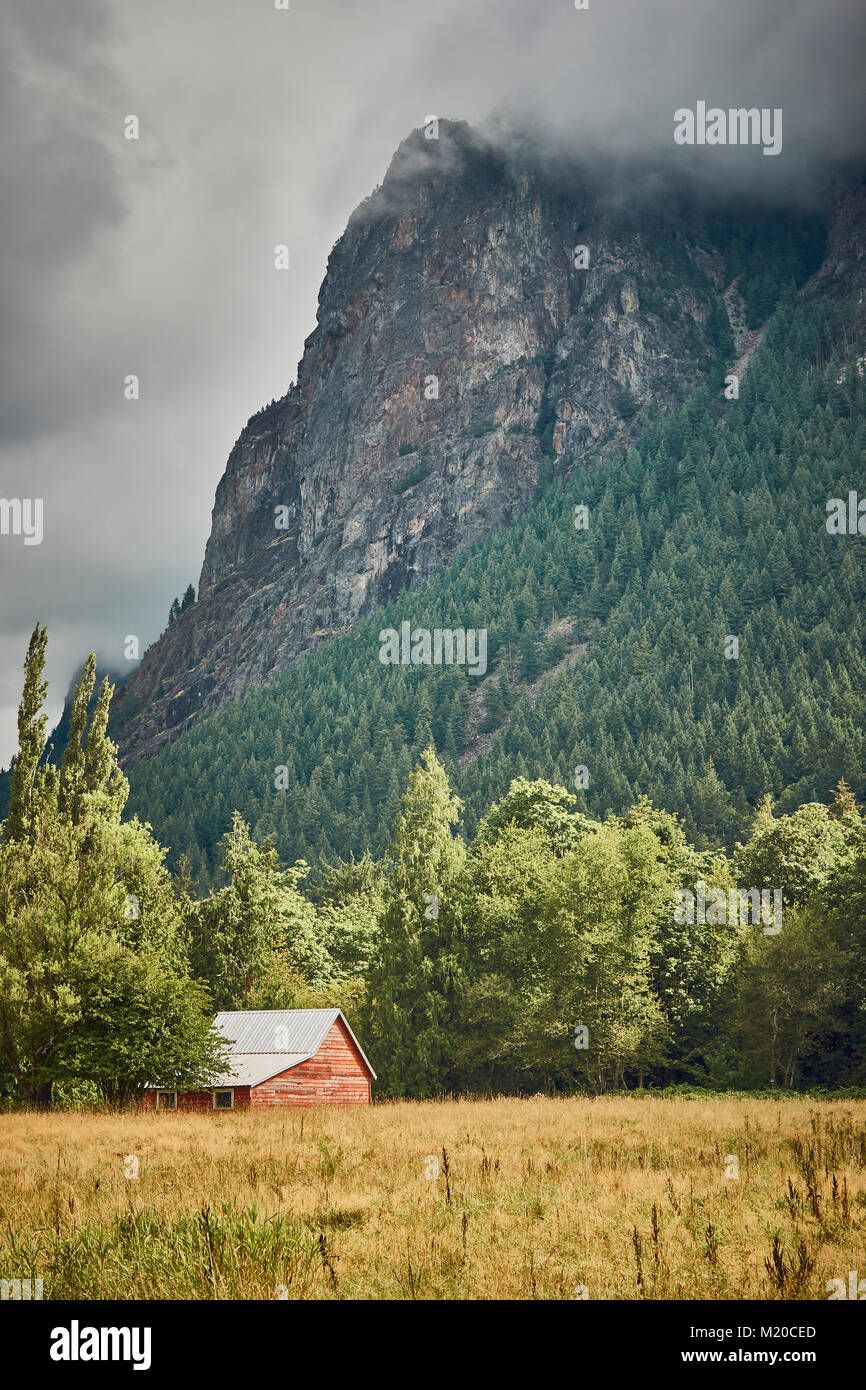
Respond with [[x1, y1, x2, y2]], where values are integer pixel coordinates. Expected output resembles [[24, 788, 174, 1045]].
[[364, 748, 465, 1096], [187, 815, 327, 1009]]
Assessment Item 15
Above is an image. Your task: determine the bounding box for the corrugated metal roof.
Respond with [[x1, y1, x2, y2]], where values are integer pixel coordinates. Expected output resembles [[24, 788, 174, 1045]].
[[145, 1054, 308, 1091], [214, 1008, 341, 1055]]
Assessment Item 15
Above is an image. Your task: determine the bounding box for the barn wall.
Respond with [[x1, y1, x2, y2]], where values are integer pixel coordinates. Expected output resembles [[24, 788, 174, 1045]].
[[251, 1018, 371, 1108], [139, 1086, 252, 1111]]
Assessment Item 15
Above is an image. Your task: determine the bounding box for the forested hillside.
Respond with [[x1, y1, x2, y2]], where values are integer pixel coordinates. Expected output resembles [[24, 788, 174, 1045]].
[[124, 294, 866, 883]]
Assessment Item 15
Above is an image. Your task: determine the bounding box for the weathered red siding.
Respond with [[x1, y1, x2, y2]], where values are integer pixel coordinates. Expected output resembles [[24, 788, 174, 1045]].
[[251, 1018, 371, 1108]]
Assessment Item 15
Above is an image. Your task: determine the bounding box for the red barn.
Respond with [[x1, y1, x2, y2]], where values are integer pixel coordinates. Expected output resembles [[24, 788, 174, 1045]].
[[141, 1008, 375, 1111]]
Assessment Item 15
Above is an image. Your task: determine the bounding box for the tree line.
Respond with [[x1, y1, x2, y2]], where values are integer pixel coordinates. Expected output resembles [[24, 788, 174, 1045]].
[[1, 630, 863, 1105]]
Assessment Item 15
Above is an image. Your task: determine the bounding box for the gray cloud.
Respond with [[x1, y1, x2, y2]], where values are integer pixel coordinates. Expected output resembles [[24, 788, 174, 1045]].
[[1, 0, 864, 763]]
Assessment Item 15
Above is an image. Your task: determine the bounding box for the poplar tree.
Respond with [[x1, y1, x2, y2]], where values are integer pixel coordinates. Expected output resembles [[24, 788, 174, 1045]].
[[364, 747, 466, 1096], [5, 623, 49, 843]]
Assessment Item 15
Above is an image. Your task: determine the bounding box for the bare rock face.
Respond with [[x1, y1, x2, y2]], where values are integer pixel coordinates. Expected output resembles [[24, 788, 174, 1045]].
[[112, 121, 732, 763], [807, 181, 866, 335]]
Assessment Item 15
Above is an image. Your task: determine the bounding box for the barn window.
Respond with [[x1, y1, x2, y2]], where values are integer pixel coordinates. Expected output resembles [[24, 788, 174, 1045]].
[[156, 1091, 177, 1111], [213, 1089, 234, 1110]]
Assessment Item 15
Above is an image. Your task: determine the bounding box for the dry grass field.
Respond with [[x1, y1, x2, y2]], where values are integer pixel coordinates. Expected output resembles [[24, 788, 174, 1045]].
[[1, 1096, 864, 1300]]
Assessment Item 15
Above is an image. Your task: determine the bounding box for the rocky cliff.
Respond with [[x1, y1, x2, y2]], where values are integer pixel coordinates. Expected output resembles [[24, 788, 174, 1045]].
[[110, 121, 802, 763]]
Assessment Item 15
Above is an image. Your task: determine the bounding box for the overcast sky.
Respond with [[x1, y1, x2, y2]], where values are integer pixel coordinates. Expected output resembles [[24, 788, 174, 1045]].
[[1, 0, 864, 765]]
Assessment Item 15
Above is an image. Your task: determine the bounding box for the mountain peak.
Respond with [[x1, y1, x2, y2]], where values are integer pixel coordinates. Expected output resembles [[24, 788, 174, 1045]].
[[109, 138, 859, 768]]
